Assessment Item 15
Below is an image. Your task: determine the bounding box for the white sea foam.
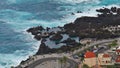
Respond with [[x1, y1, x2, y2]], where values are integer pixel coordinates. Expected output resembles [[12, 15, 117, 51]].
[[60, 4, 120, 23], [0, 31, 40, 67], [0, 0, 120, 68], [53, 0, 100, 4]]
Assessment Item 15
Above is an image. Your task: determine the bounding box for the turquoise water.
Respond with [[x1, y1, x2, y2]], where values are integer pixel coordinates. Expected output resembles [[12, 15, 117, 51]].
[[0, 0, 120, 68]]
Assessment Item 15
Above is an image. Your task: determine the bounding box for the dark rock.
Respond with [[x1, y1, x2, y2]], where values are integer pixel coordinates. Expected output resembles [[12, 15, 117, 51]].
[[111, 7, 117, 13], [50, 33, 63, 41], [71, 13, 75, 15], [34, 35, 41, 40], [27, 7, 120, 55], [27, 26, 44, 35], [77, 11, 82, 13], [66, 30, 77, 37], [117, 8, 120, 15], [96, 8, 110, 14], [36, 42, 50, 55], [61, 38, 77, 45]]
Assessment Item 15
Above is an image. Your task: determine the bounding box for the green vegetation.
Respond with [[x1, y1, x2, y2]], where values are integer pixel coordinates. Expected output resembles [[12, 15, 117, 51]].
[[82, 64, 90, 68], [109, 40, 118, 47], [80, 57, 84, 63], [58, 56, 68, 68], [59, 58, 64, 68], [63, 56, 68, 68], [63, 56, 68, 63], [106, 65, 116, 68]]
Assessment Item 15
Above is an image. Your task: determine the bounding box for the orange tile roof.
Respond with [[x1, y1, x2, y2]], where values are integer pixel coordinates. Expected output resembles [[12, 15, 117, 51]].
[[84, 51, 96, 58], [103, 54, 110, 58]]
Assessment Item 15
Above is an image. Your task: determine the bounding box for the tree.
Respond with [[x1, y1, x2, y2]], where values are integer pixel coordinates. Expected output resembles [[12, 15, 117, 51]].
[[63, 56, 68, 68], [80, 57, 84, 63], [59, 56, 68, 68], [109, 40, 118, 47], [59, 58, 64, 68], [82, 64, 90, 68]]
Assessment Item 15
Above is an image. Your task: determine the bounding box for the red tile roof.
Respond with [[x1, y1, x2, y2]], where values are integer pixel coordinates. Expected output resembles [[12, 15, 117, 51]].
[[84, 51, 96, 58], [116, 49, 120, 52], [103, 54, 110, 58], [116, 56, 120, 62]]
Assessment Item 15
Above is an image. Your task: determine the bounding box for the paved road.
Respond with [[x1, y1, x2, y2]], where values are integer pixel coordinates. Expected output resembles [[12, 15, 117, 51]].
[[26, 57, 78, 68], [16, 38, 119, 68], [72, 39, 115, 55]]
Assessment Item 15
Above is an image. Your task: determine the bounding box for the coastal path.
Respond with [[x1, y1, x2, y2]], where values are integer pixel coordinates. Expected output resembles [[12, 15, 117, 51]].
[[17, 38, 119, 68]]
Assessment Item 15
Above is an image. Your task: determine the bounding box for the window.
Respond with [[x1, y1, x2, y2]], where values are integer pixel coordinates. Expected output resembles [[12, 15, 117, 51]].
[[106, 61, 107, 63]]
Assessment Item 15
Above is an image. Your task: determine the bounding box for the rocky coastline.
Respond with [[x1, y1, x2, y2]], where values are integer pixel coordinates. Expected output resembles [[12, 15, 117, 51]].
[[27, 7, 120, 55]]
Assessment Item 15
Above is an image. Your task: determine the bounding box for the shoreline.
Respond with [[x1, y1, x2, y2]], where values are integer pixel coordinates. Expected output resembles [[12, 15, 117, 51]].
[[16, 6, 120, 67], [27, 7, 120, 55], [13, 30, 41, 67], [16, 38, 119, 68]]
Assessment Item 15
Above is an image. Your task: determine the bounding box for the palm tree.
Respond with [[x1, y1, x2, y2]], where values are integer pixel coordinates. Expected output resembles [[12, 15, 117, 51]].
[[95, 53, 98, 68], [80, 57, 84, 63], [59, 58, 64, 68], [63, 56, 68, 68], [80, 57, 84, 68]]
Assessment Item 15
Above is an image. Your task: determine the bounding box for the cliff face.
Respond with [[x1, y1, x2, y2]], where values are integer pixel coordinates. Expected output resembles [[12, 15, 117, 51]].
[[36, 42, 51, 55], [64, 7, 120, 39], [27, 7, 120, 55]]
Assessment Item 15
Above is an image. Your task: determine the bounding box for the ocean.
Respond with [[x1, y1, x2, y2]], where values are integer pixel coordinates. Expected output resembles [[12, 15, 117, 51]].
[[0, 0, 120, 68]]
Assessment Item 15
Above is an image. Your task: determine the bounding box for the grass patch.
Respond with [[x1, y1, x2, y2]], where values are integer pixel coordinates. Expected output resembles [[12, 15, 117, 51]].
[[109, 40, 118, 47]]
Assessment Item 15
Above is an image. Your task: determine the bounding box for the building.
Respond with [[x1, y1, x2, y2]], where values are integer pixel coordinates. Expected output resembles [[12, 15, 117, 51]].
[[116, 49, 120, 55], [98, 53, 113, 66], [115, 56, 120, 67], [115, 56, 120, 63], [80, 38, 94, 45], [103, 25, 120, 32], [83, 51, 97, 67]]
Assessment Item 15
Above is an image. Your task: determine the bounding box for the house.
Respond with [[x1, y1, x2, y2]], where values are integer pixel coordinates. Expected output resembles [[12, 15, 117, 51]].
[[116, 49, 120, 55], [83, 51, 97, 67], [103, 25, 120, 32], [115, 56, 120, 63], [98, 53, 113, 66], [115, 56, 120, 67]]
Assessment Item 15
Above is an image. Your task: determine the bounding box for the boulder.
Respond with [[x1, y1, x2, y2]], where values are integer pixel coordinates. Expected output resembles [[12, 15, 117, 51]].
[[36, 42, 50, 55], [61, 38, 77, 45], [34, 35, 41, 40], [50, 33, 63, 41]]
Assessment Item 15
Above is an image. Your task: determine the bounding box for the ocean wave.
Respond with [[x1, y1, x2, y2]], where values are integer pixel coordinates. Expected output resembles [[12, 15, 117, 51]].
[[52, 0, 100, 4], [0, 0, 120, 68], [6, 0, 100, 5], [6, 0, 46, 4], [61, 4, 120, 23]]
